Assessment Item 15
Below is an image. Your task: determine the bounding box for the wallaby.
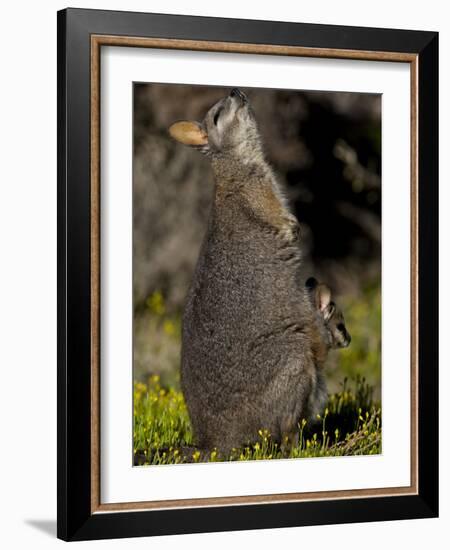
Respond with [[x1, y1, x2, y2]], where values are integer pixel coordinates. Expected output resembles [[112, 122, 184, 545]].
[[305, 277, 351, 351], [302, 277, 351, 434], [169, 88, 350, 454]]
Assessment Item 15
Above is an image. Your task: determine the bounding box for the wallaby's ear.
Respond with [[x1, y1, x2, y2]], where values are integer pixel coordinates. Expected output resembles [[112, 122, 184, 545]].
[[168, 121, 208, 148], [316, 284, 331, 314]]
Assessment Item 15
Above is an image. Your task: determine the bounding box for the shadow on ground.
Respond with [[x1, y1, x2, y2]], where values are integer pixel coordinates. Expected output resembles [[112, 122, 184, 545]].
[[25, 519, 56, 538]]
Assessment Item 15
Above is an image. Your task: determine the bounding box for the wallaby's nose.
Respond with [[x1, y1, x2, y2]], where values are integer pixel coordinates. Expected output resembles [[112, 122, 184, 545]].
[[230, 88, 247, 102]]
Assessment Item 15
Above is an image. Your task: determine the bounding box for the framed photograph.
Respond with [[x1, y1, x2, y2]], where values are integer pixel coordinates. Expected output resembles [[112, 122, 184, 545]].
[[57, 8, 438, 541]]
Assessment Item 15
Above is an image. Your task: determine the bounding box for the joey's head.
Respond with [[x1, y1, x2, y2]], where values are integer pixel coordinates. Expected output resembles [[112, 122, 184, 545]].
[[168, 89, 262, 161], [305, 277, 351, 349]]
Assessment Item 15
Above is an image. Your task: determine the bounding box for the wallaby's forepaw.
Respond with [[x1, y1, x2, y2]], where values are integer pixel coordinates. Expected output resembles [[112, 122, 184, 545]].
[[280, 214, 301, 243]]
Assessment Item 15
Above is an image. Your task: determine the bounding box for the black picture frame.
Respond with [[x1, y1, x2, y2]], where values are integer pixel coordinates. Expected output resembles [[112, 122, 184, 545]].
[[57, 7, 438, 541]]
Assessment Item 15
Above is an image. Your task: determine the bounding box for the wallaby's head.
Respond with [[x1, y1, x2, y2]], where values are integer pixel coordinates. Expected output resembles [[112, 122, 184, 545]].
[[305, 277, 351, 349], [168, 88, 261, 159]]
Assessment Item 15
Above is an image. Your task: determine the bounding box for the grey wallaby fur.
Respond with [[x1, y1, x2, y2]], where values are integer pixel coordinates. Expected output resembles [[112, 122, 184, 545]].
[[169, 89, 350, 454]]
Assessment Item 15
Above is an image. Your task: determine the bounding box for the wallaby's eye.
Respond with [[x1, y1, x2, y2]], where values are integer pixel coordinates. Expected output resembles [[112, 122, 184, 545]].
[[213, 109, 222, 126], [337, 323, 345, 332]]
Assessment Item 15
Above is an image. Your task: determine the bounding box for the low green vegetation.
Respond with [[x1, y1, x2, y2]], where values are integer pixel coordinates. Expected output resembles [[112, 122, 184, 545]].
[[133, 284, 381, 465], [133, 375, 381, 466], [326, 283, 381, 396]]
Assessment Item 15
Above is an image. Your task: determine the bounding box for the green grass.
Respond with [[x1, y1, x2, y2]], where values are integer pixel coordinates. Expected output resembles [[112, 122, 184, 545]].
[[133, 284, 382, 465], [329, 283, 381, 395], [133, 375, 381, 466]]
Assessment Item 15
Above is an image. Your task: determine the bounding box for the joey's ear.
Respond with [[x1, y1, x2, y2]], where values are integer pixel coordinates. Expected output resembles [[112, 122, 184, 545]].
[[168, 121, 208, 148], [305, 277, 318, 291], [316, 284, 332, 314]]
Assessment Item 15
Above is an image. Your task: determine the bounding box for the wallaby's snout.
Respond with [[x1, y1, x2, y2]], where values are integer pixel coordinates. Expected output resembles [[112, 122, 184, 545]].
[[338, 327, 351, 348], [230, 88, 248, 103]]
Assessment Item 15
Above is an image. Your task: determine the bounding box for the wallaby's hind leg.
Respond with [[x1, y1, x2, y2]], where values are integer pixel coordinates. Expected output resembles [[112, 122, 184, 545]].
[[262, 363, 312, 453], [279, 414, 300, 455]]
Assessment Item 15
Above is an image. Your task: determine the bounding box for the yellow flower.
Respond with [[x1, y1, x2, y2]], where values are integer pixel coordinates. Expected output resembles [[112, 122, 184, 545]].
[[163, 320, 175, 336], [146, 290, 165, 315]]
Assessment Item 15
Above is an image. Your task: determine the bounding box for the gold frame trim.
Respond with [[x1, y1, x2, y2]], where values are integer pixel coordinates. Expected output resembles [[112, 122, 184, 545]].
[[90, 35, 419, 514]]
